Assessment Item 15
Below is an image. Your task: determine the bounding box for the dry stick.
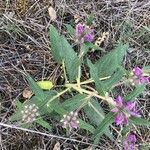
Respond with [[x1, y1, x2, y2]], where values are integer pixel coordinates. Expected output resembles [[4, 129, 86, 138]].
[[0, 123, 100, 148]]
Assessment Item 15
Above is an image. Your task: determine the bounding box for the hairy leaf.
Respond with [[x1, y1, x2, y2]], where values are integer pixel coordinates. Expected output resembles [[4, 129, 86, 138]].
[[124, 85, 145, 101], [26, 75, 45, 101], [49, 25, 63, 63], [84, 99, 113, 140], [60, 36, 80, 81], [62, 94, 87, 111], [79, 119, 95, 134], [93, 112, 114, 138], [87, 59, 105, 95], [95, 43, 129, 78], [35, 118, 52, 130], [129, 117, 150, 126]]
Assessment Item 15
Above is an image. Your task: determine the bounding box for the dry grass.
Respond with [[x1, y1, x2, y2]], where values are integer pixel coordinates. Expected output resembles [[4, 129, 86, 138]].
[[0, 0, 150, 149]]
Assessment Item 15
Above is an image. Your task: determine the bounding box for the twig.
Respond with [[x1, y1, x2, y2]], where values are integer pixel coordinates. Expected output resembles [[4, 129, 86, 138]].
[[0, 122, 100, 148]]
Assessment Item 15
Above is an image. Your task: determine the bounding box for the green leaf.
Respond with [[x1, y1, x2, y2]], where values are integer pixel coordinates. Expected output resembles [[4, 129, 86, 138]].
[[60, 36, 80, 81], [86, 14, 94, 26], [102, 67, 125, 91], [84, 99, 113, 140], [49, 25, 80, 81], [84, 99, 105, 125], [95, 43, 129, 78], [87, 59, 105, 95], [65, 24, 75, 37], [62, 94, 87, 112], [124, 85, 145, 101], [78, 119, 95, 134], [93, 112, 114, 138], [26, 75, 45, 101], [129, 117, 150, 126], [49, 25, 63, 63], [35, 118, 52, 131]]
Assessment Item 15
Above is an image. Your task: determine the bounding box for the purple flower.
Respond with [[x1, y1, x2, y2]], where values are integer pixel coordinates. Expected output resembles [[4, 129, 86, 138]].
[[76, 23, 85, 38], [84, 29, 94, 42], [123, 133, 137, 150], [133, 67, 142, 77], [75, 23, 94, 43], [111, 96, 140, 126], [132, 67, 149, 84]]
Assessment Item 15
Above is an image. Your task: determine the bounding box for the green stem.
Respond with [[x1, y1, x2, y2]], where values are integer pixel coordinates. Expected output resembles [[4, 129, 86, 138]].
[[47, 88, 70, 107], [65, 83, 116, 106], [62, 60, 68, 83], [76, 65, 81, 89], [80, 76, 111, 85]]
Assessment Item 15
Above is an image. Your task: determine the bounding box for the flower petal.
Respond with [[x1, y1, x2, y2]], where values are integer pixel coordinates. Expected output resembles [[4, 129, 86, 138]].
[[139, 76, 150, 84], [123, 116, 129, 125], [133, 67, 142, 77], [115, 95, 123, 107], [70, 121, 78, 129], [128, 134, 137, 143], [130, 111, 141, 117], [84, 30, 94, 42], [76, 23, 85, 37], [115, 112, 125, 125], [126, 102, 135, 110]]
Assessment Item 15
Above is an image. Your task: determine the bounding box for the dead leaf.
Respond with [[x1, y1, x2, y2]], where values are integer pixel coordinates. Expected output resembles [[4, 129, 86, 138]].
[[48, 6, 57, 21], [53, 142, 60, 150], [22, 88, 32, 99]]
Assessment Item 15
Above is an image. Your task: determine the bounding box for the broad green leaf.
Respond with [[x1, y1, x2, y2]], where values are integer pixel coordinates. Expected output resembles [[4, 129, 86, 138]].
[[35, 118, 52, 130], [93, 112, 114, 138], [102, 67, 125, 91], [84, 99, 113, 140], [65, 24, 75, 37], [129, 117, 150, 126], [49, 25, 63, 63], [52, 101, 67, 115], [49, 25, 80, 81], [36, 80, 53, 90], [95, 43, 129, 78], [62, 94, 87, 112], [87, 59, 105, 95], [60, 36, 80, 81], [78, 119, 95, 134], [84, 99, 105, 125], [124, 85, 145, 101], [26, 75, 45, 101]]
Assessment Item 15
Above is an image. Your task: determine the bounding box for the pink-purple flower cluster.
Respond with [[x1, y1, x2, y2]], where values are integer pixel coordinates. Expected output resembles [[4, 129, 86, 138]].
[[60, 111, 79, 130], [75, 23, 94, 43], [132, 67, 149, 84], [111, 96, 140, 126], [123, 133, 137, 150]]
